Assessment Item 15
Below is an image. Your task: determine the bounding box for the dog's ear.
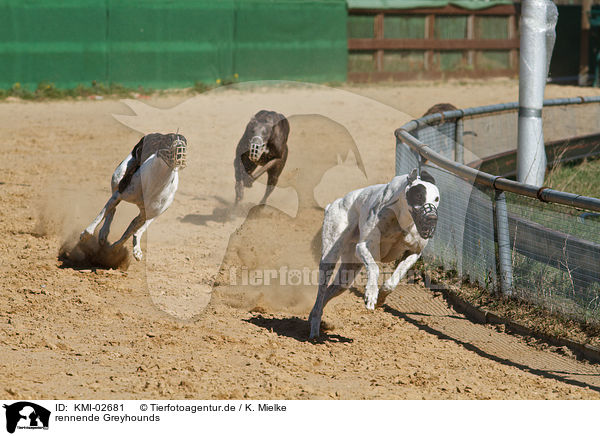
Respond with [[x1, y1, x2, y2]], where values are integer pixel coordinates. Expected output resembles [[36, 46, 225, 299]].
[[420, 170, 436, 185], [407, 168, 418, 184]]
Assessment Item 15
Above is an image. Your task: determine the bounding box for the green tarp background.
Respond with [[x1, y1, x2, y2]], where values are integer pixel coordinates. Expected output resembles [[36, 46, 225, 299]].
[[0, 0, 108, 89], [0, 0, 347, 90], [347, 0, 512, 10]]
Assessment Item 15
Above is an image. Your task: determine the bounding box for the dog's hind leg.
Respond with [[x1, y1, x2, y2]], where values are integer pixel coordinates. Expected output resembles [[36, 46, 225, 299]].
[[309, 259, 362, 339], [308, 259, 337, 339], [322, 260, 363, 307], [110, 213, 145, 250], [131, 218, 155, 261], [308, 211, 349, 338], [98, 208, 116, 246], [81, 192, 121, 242], [81, 154, 133, 243]]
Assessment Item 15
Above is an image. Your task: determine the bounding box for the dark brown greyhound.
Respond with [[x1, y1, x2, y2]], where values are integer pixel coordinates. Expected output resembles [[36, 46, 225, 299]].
[[234, 110, 290, 205], [419, 103, 459, 165], [422, 102, 458, 117]]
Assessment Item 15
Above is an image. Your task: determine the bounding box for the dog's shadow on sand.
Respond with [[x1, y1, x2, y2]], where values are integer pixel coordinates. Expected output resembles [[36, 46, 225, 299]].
[[244, 314, 353, 344], [180, 196, 239, 226]]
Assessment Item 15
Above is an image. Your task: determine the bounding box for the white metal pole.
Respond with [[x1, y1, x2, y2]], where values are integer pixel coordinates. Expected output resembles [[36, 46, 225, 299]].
[[517, 0, 558, 186]]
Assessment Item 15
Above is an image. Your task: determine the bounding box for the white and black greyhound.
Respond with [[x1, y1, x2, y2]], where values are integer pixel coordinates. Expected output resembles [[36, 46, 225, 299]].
[[80, 133, 186, 261], [309, 168, 440, 338]]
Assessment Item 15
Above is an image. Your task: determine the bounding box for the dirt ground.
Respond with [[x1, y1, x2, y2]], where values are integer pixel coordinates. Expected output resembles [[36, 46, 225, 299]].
[[2, 79, 600, 399]]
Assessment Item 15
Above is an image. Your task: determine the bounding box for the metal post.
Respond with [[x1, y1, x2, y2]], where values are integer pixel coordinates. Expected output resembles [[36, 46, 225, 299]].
[[455, 117, 464, 164], [494, 190, 513, 297], [517, 0, 558, 186], [579, 0, 592, 86], [374, 13, 384, 73]]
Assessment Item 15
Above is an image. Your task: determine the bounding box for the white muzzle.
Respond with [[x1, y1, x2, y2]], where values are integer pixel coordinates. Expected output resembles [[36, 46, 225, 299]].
[[248, 136, 266, 162], [158, 138, 187, 169]]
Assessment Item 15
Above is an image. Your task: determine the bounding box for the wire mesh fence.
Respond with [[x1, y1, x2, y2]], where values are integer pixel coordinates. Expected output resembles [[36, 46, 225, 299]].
[[396, 97, 600, 324]]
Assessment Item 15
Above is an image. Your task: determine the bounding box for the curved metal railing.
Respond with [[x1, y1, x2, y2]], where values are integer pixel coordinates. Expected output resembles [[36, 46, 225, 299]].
[[396, 97, 600, 212]]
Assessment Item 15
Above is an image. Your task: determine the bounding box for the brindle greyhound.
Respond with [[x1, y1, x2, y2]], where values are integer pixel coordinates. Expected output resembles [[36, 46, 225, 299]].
[[422, 102, 458, 117], [80, 133, 186, 261], [419, 103, 459, 165], [234, 110, 290, 205]]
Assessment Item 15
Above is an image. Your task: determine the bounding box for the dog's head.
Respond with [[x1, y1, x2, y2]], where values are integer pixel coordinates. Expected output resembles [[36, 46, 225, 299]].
[[248, 125, 269, 162], [158, 134, 187, 169], [405, 168, 439, 239]]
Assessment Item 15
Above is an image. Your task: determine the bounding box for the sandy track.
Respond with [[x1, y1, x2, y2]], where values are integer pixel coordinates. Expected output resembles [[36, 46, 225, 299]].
[[2, 80, 600, 399]]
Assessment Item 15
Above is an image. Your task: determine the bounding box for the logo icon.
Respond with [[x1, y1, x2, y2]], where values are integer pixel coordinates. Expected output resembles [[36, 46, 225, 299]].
[[3, 402, 50, 434]]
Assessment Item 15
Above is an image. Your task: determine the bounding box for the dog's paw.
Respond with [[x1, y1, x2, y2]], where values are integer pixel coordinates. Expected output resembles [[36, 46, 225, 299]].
[[98, 231, 109, 246], [376, 287, 393, 307], [364, 288, 378, 310], [133, 247, 143, 261], [308, 315, 319, 339], [80, 230, 93, 242]]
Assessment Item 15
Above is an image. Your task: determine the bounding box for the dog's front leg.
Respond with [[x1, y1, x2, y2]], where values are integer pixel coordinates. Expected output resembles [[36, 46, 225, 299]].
[[234, 156, 254, 205], [378, 252, 421, 306], [234, 180, 244, 205], [250, 158, 282, 181], [81, 191, 121, 242], [131, 218, 155, 261], [356, 236, 381, 310]]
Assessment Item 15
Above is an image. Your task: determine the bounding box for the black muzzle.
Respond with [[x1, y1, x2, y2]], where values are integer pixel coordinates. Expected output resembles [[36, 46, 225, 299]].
[[410, 203, 438, 239]]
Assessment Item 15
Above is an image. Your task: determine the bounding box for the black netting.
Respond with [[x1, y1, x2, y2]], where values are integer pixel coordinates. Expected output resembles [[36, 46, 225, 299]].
[[506, 193, 600, 321], [397, 102, 600, 324], [463, 111, 518, 162]]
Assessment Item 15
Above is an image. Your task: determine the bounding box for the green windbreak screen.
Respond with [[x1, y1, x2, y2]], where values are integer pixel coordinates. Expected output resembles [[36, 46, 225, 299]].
[[234, 0, 347, 82], [107, 0, 235, 89], [0, 0, 108, 89], [0, 0, 346, 90]]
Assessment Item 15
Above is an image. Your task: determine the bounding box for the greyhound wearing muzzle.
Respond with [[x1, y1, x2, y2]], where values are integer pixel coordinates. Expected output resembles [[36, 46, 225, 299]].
[[80, 133, 186, 261], [308, 168, 440, 339], [234, 110, 289, 205]]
